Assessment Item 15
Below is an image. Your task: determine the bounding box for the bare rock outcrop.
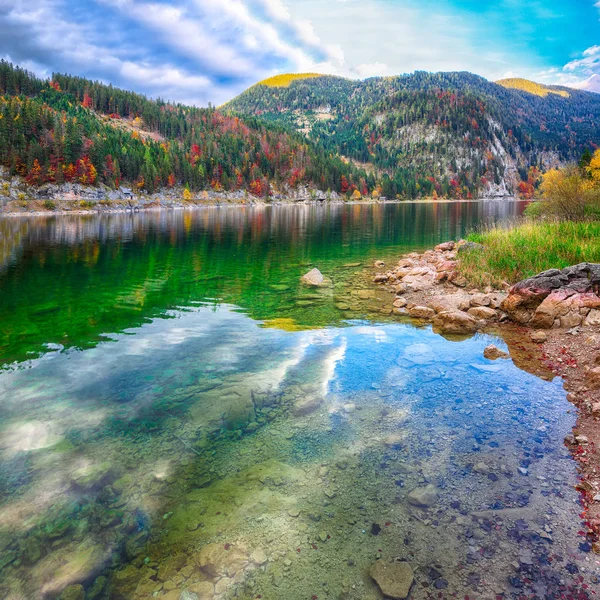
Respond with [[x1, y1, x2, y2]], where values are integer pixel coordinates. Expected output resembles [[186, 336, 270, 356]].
[[502, 263, 600, 329]]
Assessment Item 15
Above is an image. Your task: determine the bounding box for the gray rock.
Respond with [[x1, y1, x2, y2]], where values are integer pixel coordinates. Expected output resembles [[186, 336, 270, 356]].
[[180, 592, 199, 600], [407, 484, 438, 508]]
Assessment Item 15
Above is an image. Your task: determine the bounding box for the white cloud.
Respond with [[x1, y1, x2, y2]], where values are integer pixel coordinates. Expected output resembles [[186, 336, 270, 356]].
[[536, 45, 600, 93]]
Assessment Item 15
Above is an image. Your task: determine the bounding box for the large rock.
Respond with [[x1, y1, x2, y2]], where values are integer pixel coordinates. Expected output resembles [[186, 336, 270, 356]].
[[302, 268, 324, 286], [432, 311, 478, 335], [407, 484, 438, 508], [468, 306, 497, 320], [502, 263, 600, 328], [407, 306, 435, 319], [370, 560, 414, 599]]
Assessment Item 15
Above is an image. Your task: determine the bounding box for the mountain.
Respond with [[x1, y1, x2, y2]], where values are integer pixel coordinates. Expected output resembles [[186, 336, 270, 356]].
[[0, 61, 370, 199], [225, 72, 600, 198]]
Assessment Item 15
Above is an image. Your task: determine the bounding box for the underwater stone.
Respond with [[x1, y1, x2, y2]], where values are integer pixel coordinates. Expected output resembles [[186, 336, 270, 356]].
[[58, 585, 85, 600], [86, 576, 107, 600], [407, 484, 438, 508], [301, 268, 324, 286], [370, 560, 414, 599], [292, 395, 323, 417], [179, 591, 199, 600], [187, 581, 215, 599]]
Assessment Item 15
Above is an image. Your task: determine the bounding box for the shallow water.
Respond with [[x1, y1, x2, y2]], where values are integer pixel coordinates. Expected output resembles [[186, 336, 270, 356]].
[[0, 203, 598, 600]]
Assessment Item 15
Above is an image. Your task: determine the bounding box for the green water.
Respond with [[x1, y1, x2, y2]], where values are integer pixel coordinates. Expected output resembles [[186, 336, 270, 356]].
[[0, 202, 597, 600]]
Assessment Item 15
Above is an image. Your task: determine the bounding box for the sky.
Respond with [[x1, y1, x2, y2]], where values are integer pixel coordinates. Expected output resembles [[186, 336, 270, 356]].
[[0, 0, 599, 105]]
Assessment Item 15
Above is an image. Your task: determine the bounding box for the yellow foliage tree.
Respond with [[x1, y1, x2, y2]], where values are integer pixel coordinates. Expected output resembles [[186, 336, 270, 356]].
[[183, 186, 192, 201], [589, 149, 600, 182], [538, 165, 599, 220], [352, 189, 362, 200]]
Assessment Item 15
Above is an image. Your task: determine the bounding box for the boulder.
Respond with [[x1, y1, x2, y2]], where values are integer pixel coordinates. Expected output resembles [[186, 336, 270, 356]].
[[407, 484, 438, 508], [468, 306, 497, 320], [483, 345, 509, 360], [502, 263, 600, 328], [434, 241, 455, 252], [301, 268, 324, 286], [370, 560, 414, 600], [432, 311, 478, 335]]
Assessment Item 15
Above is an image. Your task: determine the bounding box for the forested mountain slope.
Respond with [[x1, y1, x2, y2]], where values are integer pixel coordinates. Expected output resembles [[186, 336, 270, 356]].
[[0, 61, 369, 199], [226, 72, 600, 198]]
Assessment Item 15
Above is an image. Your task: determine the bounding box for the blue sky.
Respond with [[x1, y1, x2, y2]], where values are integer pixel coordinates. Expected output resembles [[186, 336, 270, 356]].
[[0, 0, 599, 105]]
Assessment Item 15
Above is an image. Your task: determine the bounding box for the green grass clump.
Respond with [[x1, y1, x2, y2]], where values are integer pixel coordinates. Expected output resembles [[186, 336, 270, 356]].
[[459, 219, 600, 287]]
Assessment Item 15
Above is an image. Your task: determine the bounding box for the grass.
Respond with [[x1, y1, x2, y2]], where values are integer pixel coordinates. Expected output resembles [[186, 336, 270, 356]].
[[257, 73, 325, 88], [495, 78, 570, 98], [459, 219, 600, 287]]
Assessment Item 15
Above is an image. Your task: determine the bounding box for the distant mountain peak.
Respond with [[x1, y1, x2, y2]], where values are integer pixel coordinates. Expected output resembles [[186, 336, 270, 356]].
[[495, 78, 570, 98]]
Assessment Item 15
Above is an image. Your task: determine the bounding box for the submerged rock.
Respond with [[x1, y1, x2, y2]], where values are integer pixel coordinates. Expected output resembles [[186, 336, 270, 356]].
[[59, 585, 85, 600], [370, 560, 414, 599], [302, 268, 324, 286], [407, 484, 438, 508], [187, 582, 214, 599], [292, 395, 323, 416]]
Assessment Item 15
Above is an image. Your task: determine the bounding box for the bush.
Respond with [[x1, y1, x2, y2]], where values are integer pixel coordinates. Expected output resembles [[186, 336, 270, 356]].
[[43, 199, 56, 210], [535, 165, 600, 220]]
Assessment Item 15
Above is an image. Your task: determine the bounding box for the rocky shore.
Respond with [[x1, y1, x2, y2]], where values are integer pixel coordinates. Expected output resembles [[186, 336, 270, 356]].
[[371, 241, 600, 553]]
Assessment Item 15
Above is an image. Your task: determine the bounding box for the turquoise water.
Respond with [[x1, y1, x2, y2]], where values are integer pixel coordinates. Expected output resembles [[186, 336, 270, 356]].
[[0, 203, 597, 600]]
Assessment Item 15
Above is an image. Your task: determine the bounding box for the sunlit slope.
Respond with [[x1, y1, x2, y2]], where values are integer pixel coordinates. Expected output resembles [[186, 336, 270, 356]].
[[496, 78, 570, 98]]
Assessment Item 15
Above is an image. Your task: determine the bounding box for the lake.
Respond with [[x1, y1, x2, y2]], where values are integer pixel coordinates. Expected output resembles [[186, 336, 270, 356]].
[[0, 202, 596, 600]]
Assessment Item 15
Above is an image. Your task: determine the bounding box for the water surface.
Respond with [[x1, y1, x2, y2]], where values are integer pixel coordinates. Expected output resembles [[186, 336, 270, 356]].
[[0, 202, 597, 600]]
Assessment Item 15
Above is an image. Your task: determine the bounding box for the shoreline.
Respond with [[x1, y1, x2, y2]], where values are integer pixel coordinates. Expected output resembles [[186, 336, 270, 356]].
[[369, 242, 600, 553], [0, 196, 523, 218]]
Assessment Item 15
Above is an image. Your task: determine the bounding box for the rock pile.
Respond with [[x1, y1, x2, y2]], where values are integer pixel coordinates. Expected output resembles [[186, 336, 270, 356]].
[[501, 263, 600, 329], [373, 243, 600, 333], [372, 241, 507, 334]]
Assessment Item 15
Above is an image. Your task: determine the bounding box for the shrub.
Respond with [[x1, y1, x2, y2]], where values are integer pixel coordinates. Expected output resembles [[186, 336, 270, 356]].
[[535, 165, 600, 221], [44, 199, 56, 210]]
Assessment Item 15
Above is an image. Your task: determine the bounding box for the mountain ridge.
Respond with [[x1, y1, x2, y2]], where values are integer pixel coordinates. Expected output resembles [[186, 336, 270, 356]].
[[225, 70, 600, 198]]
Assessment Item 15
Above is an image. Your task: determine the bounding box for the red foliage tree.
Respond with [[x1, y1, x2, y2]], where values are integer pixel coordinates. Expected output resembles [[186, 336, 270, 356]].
[[26, 159, 44, 186], [82, 92, 93, 109], [340, 175, 349, 194]]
